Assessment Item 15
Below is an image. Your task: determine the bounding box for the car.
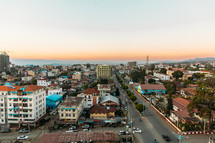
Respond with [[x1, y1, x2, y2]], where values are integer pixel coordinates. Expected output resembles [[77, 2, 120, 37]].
[[19, 129, 29, 133], [162, 135, 170, 141], [124, 107, 127, 111], [119, 130, 128, 135], [2, 129, 11, 133], [154, 139, 157, 143], [133, 129, 142, 133], [83, 129, 91, 131], [82, 124, 90, 129], [66, 130, 78, 132], [17, 135, 29, 140], [69, 126, 77, 130]]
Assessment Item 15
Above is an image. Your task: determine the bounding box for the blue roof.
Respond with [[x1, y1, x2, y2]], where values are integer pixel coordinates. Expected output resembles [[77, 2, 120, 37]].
[[46, 94, 62, 102]]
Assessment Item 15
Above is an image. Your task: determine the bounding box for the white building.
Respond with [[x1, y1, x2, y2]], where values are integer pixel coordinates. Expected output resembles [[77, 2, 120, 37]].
[[77, 88, 100, 109], [0, 92, 7, 127], [0, 85, 46, 127], [47, 87, 63, 96], [37, 78, 51, 87], [21, 76, 33, 82], [97, 84, 111, 96], [153, 73, 170, 81], [72, 72, 82, 81]]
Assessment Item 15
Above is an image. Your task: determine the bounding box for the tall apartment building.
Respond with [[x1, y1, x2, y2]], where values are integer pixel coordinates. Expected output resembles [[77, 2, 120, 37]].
[[96, 65, 112, 79], [0, 51, 10, 72], [0, 85, 46, 128], [127, 61, 137, 67]]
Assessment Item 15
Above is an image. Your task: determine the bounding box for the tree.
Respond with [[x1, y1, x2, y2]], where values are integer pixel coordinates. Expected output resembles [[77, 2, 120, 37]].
[[163, 81, 176, 94], [115, 88, 120, 97], [130, 70, 145, 83], [166, 94, 173, 116], [160, 68, 167, 74], [130, 95, 137, 101], [187, 83, 215, 131], [148, 78, 156, 84], [31, 78, 37, 85], [136, 104, 144, 113], [172, 70, 184, 81]]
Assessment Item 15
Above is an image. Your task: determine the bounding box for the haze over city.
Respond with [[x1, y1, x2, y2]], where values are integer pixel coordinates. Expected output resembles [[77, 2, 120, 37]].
[[1, 0, 215, 63]]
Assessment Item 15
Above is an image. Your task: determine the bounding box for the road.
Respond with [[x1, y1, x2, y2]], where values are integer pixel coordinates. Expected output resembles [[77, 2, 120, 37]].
[[114, 74, 215, 143]]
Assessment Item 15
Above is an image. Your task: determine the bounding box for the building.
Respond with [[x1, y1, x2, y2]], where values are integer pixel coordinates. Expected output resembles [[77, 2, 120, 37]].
[[0, 85, 46, 128], [180, 88, 196, 99], [100, 95, 119, 107], [153, 72, 170, 81], [47, 85, 63, 96], [136, 84, 166, 95], [58, 97, 84, 122], [97, 84, 111, 96], [0, 91, 7, 128], [46, 94, 63, 109], [77, 88, 100, 109], [37, 78, 51, 87], [96, 65, 112, 79], [127, 61, 137, 67], [170, 97, 199, 125], [72, 72, 82, 81], [0, 51, 10, 72], [39, 131, 120, 143], [89, 104, 116, 119]]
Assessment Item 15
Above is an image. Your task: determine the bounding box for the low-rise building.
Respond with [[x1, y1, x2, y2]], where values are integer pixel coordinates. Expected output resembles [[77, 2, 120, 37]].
[[89, 104, 116, 120], [77, 88, 100, 109], [100, 95, 119, 107], [72, 72, 82, 81], [58, 97, 84, 122], [37, 78, 51, 87], [136, 84, 166, 95], [153, 73, 170, 81], [97, 84, 111, 96], [46, 94, 63, 109]]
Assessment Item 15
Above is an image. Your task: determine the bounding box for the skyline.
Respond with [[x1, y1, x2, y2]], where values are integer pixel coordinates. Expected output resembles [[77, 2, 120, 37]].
[[1, 0, 215, 61]]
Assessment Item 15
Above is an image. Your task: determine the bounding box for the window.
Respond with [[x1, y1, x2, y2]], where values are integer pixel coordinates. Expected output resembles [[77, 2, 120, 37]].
[[61, 114, 63, 117], [73, 114, 75, 117]]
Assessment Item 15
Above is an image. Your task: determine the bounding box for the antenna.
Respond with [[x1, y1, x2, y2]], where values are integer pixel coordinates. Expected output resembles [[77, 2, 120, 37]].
[[146, 56, 149, 66]]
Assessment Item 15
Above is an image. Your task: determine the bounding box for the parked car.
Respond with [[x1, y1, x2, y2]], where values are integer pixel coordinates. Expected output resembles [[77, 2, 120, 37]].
[[19, 129, 29, 133], [2, 129, 10, 133], [82, 124, 90, 129], [162, 135, 170, 141], [17, 135, 29, 140], [69, 126, 77, 130], [133, 129, 142, 133], [83, 129, 91, 131], [66, 130, 78, 132], [119, 130, 128, 135]]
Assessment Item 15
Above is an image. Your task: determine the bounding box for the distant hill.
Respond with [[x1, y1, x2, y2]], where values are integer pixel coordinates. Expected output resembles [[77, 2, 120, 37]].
[[183, 57, 215, 62]]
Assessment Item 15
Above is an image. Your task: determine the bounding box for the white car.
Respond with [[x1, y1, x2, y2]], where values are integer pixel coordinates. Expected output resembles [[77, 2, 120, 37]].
[[133, 129, 142, 133], [83, 129, 91, 131], [17, 135, 29, 140]]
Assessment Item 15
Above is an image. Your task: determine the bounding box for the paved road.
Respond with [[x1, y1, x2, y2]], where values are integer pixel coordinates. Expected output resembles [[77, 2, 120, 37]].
[[114, 74, 215, 143]]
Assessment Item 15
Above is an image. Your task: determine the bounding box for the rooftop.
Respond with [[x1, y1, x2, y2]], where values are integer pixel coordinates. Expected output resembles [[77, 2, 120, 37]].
[[46, 94, 62, 102], [61, 97, 84, 107], [0, 85, 44, 92], [140, 84, 166, 90], [83, 88, 100, 95]]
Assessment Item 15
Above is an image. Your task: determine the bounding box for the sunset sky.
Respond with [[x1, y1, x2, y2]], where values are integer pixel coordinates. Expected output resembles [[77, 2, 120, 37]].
[[0, 0, 215, 62]]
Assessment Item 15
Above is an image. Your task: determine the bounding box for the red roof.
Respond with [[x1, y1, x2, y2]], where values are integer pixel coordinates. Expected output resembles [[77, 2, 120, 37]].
[[0, 85, 44, 92], [140, 84, 166, 90], [89, 104, 116, 114], [83, 88, 100, 95], [173, 97, 190, 107]]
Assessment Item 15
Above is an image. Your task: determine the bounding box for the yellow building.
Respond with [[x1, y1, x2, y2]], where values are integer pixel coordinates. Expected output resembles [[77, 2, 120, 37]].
[[96, 65, 112, 79]]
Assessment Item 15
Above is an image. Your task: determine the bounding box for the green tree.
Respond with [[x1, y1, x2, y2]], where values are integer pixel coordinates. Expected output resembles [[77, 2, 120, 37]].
[[172, 70, 184, 81], [164, 81, 176, 94], [31, 78, 37, 85], [148, 78, 156, 84], [166, 94, 173, 116], [130, 95, 137, 101], [136, 104, 144, 113], [187, 83, 215, 131], [130, 70, 145, 83], [115, 88, 120, 97], [160, 68, 167, 74]]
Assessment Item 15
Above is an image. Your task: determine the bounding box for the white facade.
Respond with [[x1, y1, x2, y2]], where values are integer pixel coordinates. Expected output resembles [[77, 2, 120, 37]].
[[153, 73, 170, 81], [47, 88, 63, 96], [21, 76, 33, 82], [37, 79, 51, 87], [0, 92, 7, 125], [0, 85, 46, 127], [97, 84, 111, 96], [77, 93, 99, 109]]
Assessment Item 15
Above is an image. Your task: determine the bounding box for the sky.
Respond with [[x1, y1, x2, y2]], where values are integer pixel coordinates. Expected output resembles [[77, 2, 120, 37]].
[[0, 0, 215, 63]]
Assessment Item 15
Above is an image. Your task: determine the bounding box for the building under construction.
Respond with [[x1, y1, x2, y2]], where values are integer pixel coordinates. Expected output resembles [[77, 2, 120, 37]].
[[0, 51, 10, 72]]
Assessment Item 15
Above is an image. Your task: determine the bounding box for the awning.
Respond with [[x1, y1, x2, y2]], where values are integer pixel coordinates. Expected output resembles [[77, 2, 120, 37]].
[[29, 98, 32, 100], [13, 97, 18, 99], [22, 97, 28, 99], [13, 107, 19, 109], [13, 114, 18, 115], [9, 114, 12, 116], [8, 108, 12, 110], [61, 108, 64, 110], [22, 114, 28, 116], [72, 108, 76, 110]]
